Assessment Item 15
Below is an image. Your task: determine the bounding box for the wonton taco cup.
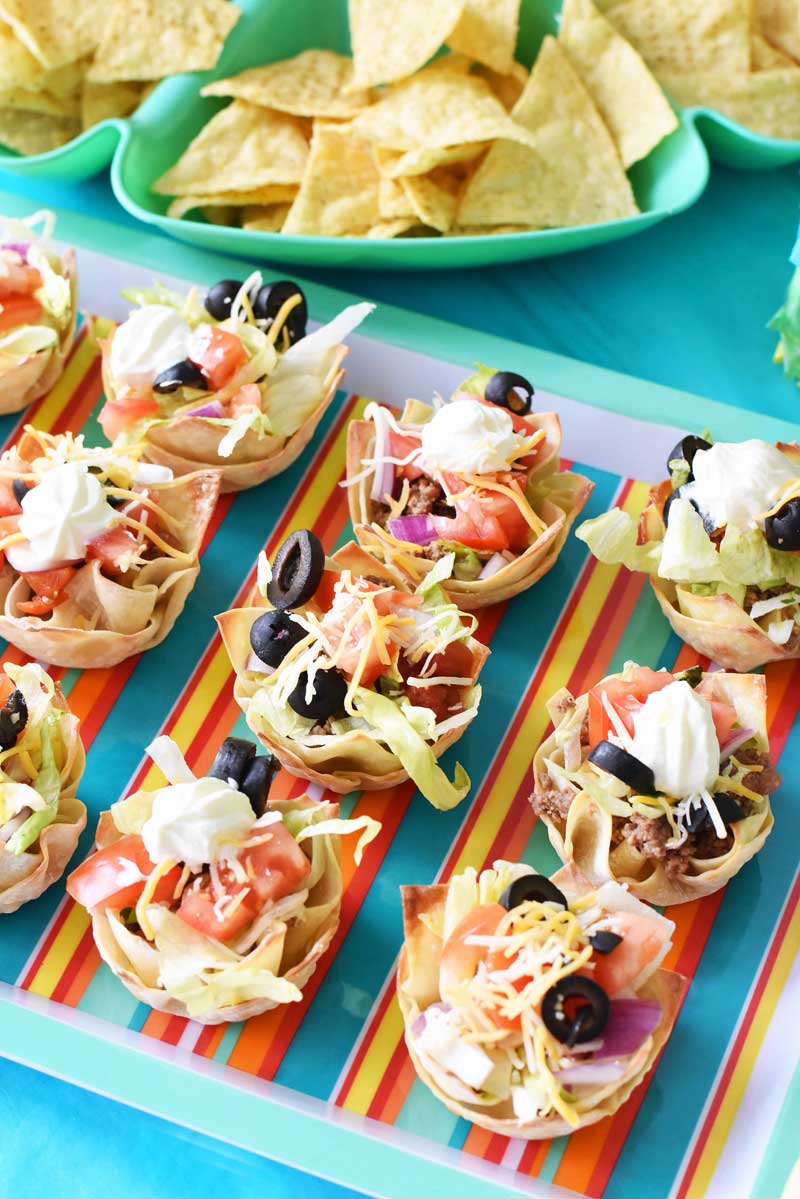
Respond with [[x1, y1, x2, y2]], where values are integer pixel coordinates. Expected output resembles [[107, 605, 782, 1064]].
[[344, 366, 592, 609], [216, 531, 488, 808], [0, 210, 78, 415], [398, 860, 685, 1137], [67, 734, 379, 1024], [0, 662, 86, 915], [98, 271, 372, 493], [0, 427, 219, 669], [577, 435, 800, 671], [532, 662, 778, 906]]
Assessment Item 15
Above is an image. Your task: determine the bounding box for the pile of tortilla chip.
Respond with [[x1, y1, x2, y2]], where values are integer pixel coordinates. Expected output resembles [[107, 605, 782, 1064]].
[[595, 0, 800, 140], [154, 0, 684, 238], [0, 0, 240, 156]]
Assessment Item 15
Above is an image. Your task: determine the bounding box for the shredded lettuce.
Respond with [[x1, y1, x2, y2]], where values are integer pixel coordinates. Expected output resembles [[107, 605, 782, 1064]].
[[457, 363, 495, 398], [6, 715, 61, 854], [576, 509, 662, 575], [28, 245, 71, 326], [349, 686, 470, 810], [417, 551, 455, 596], [0, 325, 57, 359], [435, 541, 482, 581], [121, 281, 210, 328], [294, 815, 380, 864], [659, 499, 721, 581], [769, 267, 800, 381], [442, 861, 534, 940]]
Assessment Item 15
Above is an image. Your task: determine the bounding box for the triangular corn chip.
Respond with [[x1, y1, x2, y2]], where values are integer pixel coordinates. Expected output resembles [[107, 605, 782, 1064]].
[[87, 0, 240, 83], [202, 49, 370, 117], [560, 0, 677, 167], [447, 0, 521, 74], [594, 0, 751, 75], [756, 0, 800, 62], [81, 80, 144, 129], [283, 123, 380, 237], [0, 108, 80, 154], [0, 0, 105, 69], [400, 169, 462, 232], [348, 0, 465, 89], [458, 37, 637, 229], [660, 66, 800, 139]]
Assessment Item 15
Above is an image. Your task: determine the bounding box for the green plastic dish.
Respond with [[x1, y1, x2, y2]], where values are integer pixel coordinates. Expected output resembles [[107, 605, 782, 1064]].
[[0, 0, 797, 266]]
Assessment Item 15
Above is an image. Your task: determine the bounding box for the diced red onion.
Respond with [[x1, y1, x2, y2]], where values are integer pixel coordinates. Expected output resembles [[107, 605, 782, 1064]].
[[186, 399, 225, 419], [0, 806, 31, 843], [2, 242, 29, 259], [479, 552, 507, 580], [720, 727, 755, 762], [245, 650, 274, 675], [593, 999, 662, 1060], [556, 1061, 627, 1085], [411, 1001, 451, 1037], [388, 515, 437, 545], [369, 406, 395, 503]]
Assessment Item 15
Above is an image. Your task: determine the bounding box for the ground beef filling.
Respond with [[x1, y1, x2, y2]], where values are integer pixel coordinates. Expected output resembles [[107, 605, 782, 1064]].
[[534, 747, 780, 876], [744, 585, 800, 650], [373, 477, 449, 531]]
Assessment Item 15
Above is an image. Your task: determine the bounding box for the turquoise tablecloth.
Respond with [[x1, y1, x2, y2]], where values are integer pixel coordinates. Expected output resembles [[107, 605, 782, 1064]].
[[1, 162, 798, 1199]]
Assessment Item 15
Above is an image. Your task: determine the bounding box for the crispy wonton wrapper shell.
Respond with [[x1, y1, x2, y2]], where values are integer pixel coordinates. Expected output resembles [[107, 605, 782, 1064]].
[[101, 343, 348, 494], [216, 541, 489, 793], [0, 442, 219, 668], [0, 249, 78, 415], [0, 680, 86, 914], [88, 796, 344, 1024], [532, 670, 774, 905], [397, 866, 686, 1136], [346, 400, 593, 609]]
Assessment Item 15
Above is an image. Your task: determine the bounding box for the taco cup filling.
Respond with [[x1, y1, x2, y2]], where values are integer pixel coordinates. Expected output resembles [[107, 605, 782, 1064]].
[[400, 861, 682, 1130], [67, 734, 378, 1018], [577, 435, 800, 663], [532, 663, 779, 885], [99, 271, 372, 459], [218, 531, 487, 809], [345, 365, 592, 594]]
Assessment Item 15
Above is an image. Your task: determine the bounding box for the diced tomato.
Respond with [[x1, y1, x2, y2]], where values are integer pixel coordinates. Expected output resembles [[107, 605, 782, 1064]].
[[17, 596, 57, 616], [229, 382, 262, 417], [431, 476, 530, 553], [389, 430, 424, 481], [240, 821, 311, 905], [584, 911, 670, 997], [401, 639, 475, 722], [319, 581, 418, 686], [67, 834, 183, 911], [23, 565, 76, 600], [86, 526, 140, 574], [0, 294, 43, 334], [99, 395, 161, 442], [177, 876, 258, 942], [0, 262, 42, 299], [309, 568, 340, 616], [0, 674, 14, 705], [696, 678, 739, 746], [0, 477, 22, 517], [190, 326, 247, 390], [588, 666, 674, 747]]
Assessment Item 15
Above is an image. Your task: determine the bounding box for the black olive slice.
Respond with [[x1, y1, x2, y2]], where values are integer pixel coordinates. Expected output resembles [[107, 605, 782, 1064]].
[[589, 930, 622, 954], [588, 739, 655, 795], [267, 530, 325, 610], [684, 793, 745, 835], [0, 689, 27, 751], [765, 497, 800, 551], [541, 976, 610, 1047], [153, 359, 209, 394], [12, 478, 29, 505], [663, 485, 716, 535], [250, 609, 306, 668], [208, 737, 256, 787], [251, 280, 308, 344], [666, 434, 712, 476], [288, 668, 347, 721], [205, 279, 244, 321], [484, 370, 534, 416], [240, 754, 279, 817], [499, 874, 568, 912]]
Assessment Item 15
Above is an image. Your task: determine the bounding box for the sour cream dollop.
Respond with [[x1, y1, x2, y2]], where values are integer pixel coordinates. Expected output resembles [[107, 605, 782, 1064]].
[[631, 681, 719, 798], [110, 305, 194, 386], [142, 777, 256, 872], [419, 399, 531, 475], [18, 462, 118, 566], [682, 440, 797, 530]]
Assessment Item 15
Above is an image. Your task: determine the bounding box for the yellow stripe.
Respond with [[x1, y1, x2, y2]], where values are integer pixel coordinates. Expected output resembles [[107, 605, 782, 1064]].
[[29, 318, 110, 432], [26, 902, 91, 997], [685, 898, 800, 1199], [341, 481, 649, 1114]]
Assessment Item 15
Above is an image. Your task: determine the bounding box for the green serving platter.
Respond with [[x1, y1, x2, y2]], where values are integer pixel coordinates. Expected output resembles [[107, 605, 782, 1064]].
[[0, 0, 797, 268]]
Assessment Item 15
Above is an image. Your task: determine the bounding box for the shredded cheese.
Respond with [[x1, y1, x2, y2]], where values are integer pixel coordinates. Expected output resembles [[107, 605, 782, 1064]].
[[267, 292, 303, 345], [453, 475, 548, 538], [134, 857, 179, 941], [120, 516, 191, 559]]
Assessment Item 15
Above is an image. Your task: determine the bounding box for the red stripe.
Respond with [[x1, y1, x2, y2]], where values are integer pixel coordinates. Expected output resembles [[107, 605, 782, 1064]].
[[78, 658, 140, 747], [20, 898, 77, 989], [50, 924, 96, 1005], [49, 353, 103, 436]]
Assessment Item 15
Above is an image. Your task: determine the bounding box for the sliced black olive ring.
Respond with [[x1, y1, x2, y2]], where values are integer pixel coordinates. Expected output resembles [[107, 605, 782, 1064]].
[[267, 529, 325, 611], [484, 370, 534, 416], [765, 496, 800, 552], [588, 739, 655, 795], [208, 737, 255, 786], [12, 478, 29, 505], [288, 667, 347, 722], [589, 930, 623, 954], [499, 874, 567, 912], [683, 793, 745, 835], [666, 434, 712, 477], [0, 689, 28, 751], [251, 279, 308, 344], [541, 975, 610, 1047], [240, 754, 279, 817], [249, 609, 307, 669], [153, 359, 209, 395], [204, 278, 244, 321]]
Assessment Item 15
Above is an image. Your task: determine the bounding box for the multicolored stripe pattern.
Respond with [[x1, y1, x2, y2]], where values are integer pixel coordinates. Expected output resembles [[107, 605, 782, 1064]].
[[1, 324, 798, 1199]]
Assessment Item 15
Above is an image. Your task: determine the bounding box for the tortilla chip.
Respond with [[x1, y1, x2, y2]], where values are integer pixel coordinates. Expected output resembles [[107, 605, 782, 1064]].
[[241, 203, 291, 231], [88, 0, 240, 83], [378, 174, 416, 219], [283, 123, 381, 237], [365, 218, 424, 238], [0, 108, 80, 154], [458, 37, 637, 229], [81, 80, 145, 129], [475, 60, 529, 111], [659, 66, 800, 139], [0, 249, 77, 413], [0, 86, 80, 117], [559, 0, 677, 167], [756, 0, 800, 61], [0, 23, 47, 89], [166, 185, 297, 220], [447, 0, 521, 73], [447, 223, 532, 234], [349, 66, 538, 150], [153, 102, 308, 196], [751, 31, 797, 68], [0, 0, 105, 69], [202, 49, 370, 117], [348, 0, 465, 89], [532, 669, 775, 905], [595, 0, 751, 76], [347, 396, 593, 607], [400, 169, 462, 232], [374, 141, 490, 178]]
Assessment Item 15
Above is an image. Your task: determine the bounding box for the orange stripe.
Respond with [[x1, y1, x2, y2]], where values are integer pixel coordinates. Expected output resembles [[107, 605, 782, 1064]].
[[61, 944, 102, 1009]]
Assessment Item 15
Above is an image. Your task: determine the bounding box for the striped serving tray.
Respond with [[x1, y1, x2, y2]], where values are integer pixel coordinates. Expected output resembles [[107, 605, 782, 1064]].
[[0, 205, 798, 1199]]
